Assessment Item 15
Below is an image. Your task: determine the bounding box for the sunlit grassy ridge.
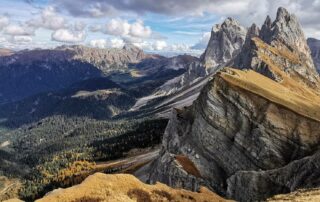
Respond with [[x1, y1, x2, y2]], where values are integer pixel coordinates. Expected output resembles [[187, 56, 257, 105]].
[[219, 67, 320, 122], [36, 173, 230, 202]]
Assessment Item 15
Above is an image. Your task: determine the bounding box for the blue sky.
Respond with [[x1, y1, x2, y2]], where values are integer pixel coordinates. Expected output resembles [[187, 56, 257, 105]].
[[0, 0, 320, 54]]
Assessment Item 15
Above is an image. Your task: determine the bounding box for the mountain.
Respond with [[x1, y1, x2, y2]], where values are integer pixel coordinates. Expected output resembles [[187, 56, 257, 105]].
[[0, 77, 136, 127], [308, 37, 320, 72], [56, 44, 153, 74], [201, 17, 247, 72], [132, 18, 247, 112], [0, 44, 193, 104], [0, 48, 104, 104], [0, 48, 14, 56], [235, 7, 320, 87], [146, 7, 320, 202]]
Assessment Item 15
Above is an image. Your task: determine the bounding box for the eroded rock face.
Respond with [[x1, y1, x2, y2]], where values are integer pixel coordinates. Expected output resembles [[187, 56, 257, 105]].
[[149, 69, 320, 201], [157, 18, 247, 96], [201, 17, 247, 72], [148, 7, 320, 202], [235, 7, 320, 86], [308, 38, 320, 73]]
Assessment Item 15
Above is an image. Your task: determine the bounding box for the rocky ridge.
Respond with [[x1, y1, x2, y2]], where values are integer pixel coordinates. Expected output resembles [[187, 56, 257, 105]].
[[155, 18, 247, 97], [308, 37, 320, 72], [146, 7, 320, 202], [201, 17, 247, 72], [33, 173, 230, 202]]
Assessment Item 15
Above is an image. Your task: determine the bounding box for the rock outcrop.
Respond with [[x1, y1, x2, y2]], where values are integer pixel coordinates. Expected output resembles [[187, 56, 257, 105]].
[[34, 173, 230, 202], [156, 18, 247, 96], [201, 17, 247, 72], [308, 38, 320, 72], [235, 7, 320, 87], [147, 7, 320, 202]]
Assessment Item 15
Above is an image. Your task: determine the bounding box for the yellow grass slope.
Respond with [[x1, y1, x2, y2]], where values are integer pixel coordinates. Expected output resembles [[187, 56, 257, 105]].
[[267, 188, 320, 202], [219, 67, 320, 122], [36, 173, 230, 202]]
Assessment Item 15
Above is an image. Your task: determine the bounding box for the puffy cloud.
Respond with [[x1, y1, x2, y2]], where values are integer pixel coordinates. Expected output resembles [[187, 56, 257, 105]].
[[0, 16, 9, 30], [89, 24, 103, 32], [55, 0, 320, 38], [130, 20, 152, 38], [51, 29, 86, 43], [28, 6, 67, 30], [74, 21, 86, 31], [3, 24, 35, 36], [191, 32, 211, 50], [110, 38, 125, 48], [89, 39, 107, 48], [152, 40, 167, 51], [96, 19, 152, 40], [104, 19, 130, 36], [89, 38, 125, 49], [12, 36, 33, 43]]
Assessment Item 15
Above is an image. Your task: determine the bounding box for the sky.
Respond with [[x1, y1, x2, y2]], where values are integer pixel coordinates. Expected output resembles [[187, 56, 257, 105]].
[[0, 0, 320, 55]]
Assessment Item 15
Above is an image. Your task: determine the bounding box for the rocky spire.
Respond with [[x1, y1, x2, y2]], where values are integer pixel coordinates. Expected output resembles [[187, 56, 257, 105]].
[[261, 7, 313, 59], [201, 17, 247, 73], [234, 7, 319, 84], [233, 23, 260, 69]]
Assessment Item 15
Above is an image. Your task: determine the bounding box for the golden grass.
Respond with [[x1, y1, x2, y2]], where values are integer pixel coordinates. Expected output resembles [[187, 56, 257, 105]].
[[175, 155, 202, 178], [268, 188, 320, 202], [219, 67, 320, 122], [35, 173, 231, 202], [253, 37, 320, 92], [130, 70, 144, 78]]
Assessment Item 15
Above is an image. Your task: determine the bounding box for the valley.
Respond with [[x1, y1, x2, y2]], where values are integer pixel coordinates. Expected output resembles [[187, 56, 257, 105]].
[[0, 3, 320, 202]]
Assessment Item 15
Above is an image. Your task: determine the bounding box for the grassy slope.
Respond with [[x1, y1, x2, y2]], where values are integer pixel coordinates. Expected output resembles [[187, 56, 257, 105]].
[[36, 173, 230, 202], [219, 67, 320, 122]]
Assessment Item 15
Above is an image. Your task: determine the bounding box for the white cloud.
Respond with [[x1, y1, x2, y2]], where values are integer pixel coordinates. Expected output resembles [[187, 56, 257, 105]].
[[90, 39, 107, 48], [110, 38, 125, 48], [191, 32, 211, 50], [74, 21, 86, 31], [104, 18, 130, 36], [28, 6, 67, 30], [0, 16, 9, 30], [12, 36, 33, 43], [89, 38, 125, 49], [0, 36, 7, 43], [51, 29, 86, 43], [130, 20, 152, 38], [152, 40, 167, 50], [89, 24, 103, 32], [98, 19, 152, 39], [3, 24, 34, 36]]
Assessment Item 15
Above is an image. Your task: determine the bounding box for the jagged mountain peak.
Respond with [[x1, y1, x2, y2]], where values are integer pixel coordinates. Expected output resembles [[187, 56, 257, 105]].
[[212, 17, 242, 32], [234, 7, 319, 87], [276, 6, 291, 21], [201, 17, 247, 71], [260, 7, 308, 53]]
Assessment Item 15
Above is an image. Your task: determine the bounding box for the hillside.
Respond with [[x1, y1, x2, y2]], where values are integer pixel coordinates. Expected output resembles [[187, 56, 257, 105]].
[[147, 7, 320, 202], [35, 173, 230, 202]]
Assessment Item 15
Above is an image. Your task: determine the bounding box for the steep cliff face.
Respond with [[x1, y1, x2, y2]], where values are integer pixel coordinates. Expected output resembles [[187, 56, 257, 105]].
[[156, 18, 246, 96], [235, 8, 320, 87], [148, 7, 320, 202], [308, 38, 320, 72], [201, 17, 247, 72]]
